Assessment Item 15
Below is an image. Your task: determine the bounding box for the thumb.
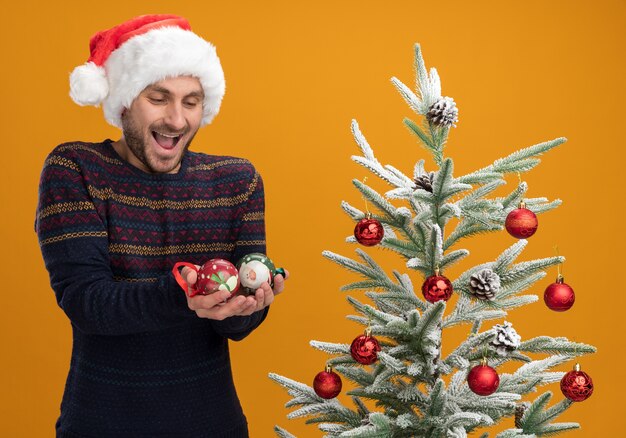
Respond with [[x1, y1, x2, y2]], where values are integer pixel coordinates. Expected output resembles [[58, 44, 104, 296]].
[[182, 266, 199, 285]]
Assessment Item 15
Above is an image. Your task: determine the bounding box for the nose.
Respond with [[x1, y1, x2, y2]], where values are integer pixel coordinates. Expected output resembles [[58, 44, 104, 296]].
[[163, 102, 187, 132]]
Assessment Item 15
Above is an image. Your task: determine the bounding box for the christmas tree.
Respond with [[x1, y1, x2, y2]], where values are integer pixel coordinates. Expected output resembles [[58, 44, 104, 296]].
[[269, 44, 596, 437]]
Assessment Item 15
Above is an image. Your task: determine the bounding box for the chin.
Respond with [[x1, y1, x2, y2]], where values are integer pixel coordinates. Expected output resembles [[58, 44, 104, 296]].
[[149, 157, 183, 174], [146, 137, 189, 173]]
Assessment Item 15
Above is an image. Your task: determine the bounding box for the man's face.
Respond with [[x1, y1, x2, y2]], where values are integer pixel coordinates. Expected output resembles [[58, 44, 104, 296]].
[[119, 76, 204, 174]]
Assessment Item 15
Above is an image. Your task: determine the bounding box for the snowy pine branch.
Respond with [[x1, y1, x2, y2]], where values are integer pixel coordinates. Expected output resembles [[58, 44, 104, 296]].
[[431, 159, 471, 207], [269, 373, 320, 401], [462, 138, 566, 180], [390, 43, 441, 116], [495, 430, 535, 438], [516, 392, 580, 435], [404, 118, 442, 164], [518, 337, 596, 356], [274, 425, 297, 438], [338, 412, 393, 437], [310, 341, 351, 355], [351, 120, 414, 189], [353, 179, 405, 223], [323, 250, 383, 279], [325, 249, 428, 311]]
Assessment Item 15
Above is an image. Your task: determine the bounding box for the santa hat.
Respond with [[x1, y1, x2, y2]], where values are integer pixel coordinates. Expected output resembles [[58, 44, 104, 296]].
[[69, 14, 225, 128]]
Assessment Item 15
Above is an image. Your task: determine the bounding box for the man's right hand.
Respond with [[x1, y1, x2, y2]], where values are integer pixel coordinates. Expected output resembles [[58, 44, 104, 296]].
[[180, 265, 259, 320]]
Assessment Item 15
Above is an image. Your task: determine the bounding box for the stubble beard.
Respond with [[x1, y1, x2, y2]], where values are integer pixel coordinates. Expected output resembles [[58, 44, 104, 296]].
[[121, 112, 197, 174]]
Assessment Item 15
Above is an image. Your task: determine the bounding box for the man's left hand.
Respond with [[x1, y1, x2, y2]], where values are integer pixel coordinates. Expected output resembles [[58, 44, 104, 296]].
[[234, 269, 289, 316]]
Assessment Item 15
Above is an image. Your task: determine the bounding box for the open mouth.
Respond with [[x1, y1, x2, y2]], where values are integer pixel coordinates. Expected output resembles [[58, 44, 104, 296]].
[[152, 131, 183, 150]]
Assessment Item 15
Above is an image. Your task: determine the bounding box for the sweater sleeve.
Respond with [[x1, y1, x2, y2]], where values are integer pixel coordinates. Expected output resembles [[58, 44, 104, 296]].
[[210, 166, 270, 340], [35, 151, 195, 336]]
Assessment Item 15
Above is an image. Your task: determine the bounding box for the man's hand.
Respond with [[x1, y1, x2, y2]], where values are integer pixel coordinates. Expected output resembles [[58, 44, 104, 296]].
[[181, 265, 289, 320]]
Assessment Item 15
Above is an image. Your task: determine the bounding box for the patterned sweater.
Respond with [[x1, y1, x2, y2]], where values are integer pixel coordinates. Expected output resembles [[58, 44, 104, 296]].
[[35, 140, 268, 437]]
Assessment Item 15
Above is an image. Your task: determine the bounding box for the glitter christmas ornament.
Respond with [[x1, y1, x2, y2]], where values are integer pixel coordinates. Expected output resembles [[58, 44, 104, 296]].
[[560, 364, 594, 402], [505, 201, 538, 239], [172, 259, 239, 297], [421, 270, 453, 303], [350, 329, 382, 365], [544, 275, 575, 311], [467, 361, 500, 396], [313, 365, 342, 399], [354, 216, 384, 246]]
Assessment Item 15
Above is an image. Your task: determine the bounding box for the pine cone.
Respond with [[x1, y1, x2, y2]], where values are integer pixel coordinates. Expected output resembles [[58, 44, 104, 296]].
[[515, 402, 530, 428], [469, 268, 501, 300], [414, 171, 435, 192], [426, 96, 459, 128], [490, 321, 522, 356]]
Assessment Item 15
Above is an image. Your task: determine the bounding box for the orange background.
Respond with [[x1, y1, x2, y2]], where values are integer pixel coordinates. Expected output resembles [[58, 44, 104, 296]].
[[1, 0, 624, 436]]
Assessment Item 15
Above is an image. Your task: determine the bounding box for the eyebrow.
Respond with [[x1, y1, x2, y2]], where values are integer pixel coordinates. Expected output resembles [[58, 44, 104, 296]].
[[145, 85, 204, 99]]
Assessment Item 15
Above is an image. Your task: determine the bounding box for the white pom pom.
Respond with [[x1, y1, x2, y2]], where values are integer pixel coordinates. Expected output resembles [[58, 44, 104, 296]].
[[69, 62, 109, 106]]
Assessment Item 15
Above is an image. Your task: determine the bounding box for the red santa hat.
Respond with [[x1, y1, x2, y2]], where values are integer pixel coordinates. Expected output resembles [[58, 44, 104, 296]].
[[69, 14, 225, 128]]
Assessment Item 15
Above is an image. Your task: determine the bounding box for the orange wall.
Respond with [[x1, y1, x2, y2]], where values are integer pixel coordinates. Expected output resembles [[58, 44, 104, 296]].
[[2, 0, 623, 436]]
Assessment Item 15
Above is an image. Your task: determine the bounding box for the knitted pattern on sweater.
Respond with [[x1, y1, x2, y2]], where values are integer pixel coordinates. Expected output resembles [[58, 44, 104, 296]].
[[36, 140, 267, 437]]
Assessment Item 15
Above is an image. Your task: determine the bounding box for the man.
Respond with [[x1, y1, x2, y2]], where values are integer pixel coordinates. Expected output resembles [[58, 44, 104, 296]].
[[35, 14, 287, 437]]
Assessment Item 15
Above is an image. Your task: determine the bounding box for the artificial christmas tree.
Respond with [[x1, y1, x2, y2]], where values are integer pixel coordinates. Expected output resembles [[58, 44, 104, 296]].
[[269, 44, 596, 437]]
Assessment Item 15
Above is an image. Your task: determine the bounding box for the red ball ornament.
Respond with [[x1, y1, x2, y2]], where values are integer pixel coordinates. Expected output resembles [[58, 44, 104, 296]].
[[172, 259, 240, 297], [544, 275, 575, 311], [354, 216, 384, 246], [560, 364, 594, 402], [422, 271, 453, 303], [350, 329, 382, 365], [467, 363, 500, 396], [313, 365, 342, 399], [505, 202, 538, 239]]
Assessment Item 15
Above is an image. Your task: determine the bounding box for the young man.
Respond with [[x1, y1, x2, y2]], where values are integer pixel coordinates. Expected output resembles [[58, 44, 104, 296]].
[[35, 15, 287, 437]]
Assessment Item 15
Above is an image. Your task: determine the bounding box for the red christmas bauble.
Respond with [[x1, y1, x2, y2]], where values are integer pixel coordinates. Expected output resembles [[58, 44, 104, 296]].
[[422, 274, 453, 303], [467, 364, 500, 396], [544, 277, 575, 311], [505, 205, 538, 239], [560, 364, 593, 402], [194, 259, 240, 297], [313, 366, 342, 399], [350, 332, 382, 365], [354, 217, 384, 246]]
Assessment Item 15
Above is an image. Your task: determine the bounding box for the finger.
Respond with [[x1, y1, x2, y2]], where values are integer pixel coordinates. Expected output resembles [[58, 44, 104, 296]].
[[181, 266, 199, 297], [195, 295, 245, 319], [215, 295, 256, 318], [187, 290, 231, 311], [273, 272, 287, 295], [181, 266, 198, 284], [254, 287, 266, 311], [262, 287, 274, 308], [236, 295, 260, 316], [249, 283, 273, 312]]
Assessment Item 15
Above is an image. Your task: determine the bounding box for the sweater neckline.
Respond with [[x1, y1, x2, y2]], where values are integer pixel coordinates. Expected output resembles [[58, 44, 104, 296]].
[[103, 138, 190, 181]]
